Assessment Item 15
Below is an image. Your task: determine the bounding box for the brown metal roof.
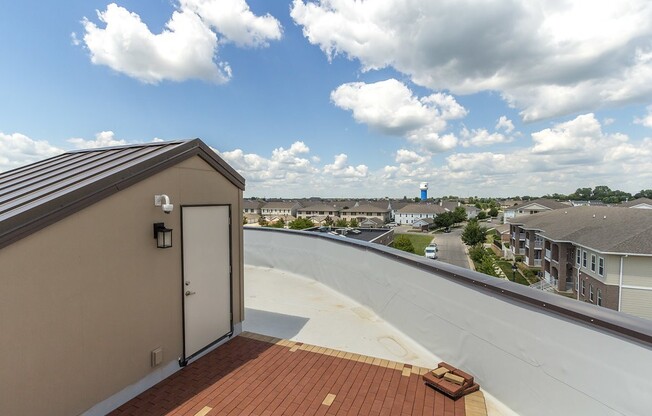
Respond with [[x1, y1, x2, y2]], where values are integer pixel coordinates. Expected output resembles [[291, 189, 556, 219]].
[[0, 139, 244, 249]]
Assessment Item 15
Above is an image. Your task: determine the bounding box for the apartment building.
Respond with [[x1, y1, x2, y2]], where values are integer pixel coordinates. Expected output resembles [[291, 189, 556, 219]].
[[395, 203, 446, 225], [509, 206, 652, 320], [503, 198, 568, 224], [340, 204, 391, 223], [296, 203, 342, 221]]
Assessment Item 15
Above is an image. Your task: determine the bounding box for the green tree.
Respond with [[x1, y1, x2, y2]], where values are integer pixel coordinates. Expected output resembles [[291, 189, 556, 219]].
[[242, 216, 248, 225], [324, 216, 334, 226], [288, 217, 314, 230], [452, 206, 467, 223], [634, 189, 652, 198], [258, 216, 268, 226], [477, 211, 488, 220], [461, 220, 488, 246], [335, 218, 348, 227], [270, 218, 285, 228], [488, 207, 499, 217], [392, 235, 415, 253], [434, 211, 455, 228], [349, 218, 359, 227]]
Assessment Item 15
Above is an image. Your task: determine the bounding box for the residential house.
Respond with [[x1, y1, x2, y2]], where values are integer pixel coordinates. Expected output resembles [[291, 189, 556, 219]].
[[503, 198, 567, 224], [297, 203, 342, 223], [359, 217, 386, 228], [0, 139, 246, 415], [395, 203, 446, 225], [261, 201, 303, 222], [340, 204, 391, 223], [621, 197, 652, 209], [412, 217, 435, 231], [243, 199, 264, 224], [509, 207, 652, 320]]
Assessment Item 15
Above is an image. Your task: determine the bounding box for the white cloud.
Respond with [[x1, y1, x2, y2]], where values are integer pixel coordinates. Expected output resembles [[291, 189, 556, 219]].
[[496, 116, 515, 133], [323, 153, 368, 178], [395, 149, 428, 164], [460, 127, 511, 148], [0, 133, 64, 172], [331, 79, 465, 152], [81, 1, 281, 84], [634, 105, 652, 128], [180, 0, 282, 47], [67, 131, 128, 149], [219, 141, 318, 186], [292, 0, 652, 121]]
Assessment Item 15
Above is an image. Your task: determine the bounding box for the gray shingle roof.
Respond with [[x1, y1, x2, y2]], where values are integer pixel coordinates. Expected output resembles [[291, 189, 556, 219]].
[[341, 204, 390, 213], [297, 203, 341, 212], [509, 198, 568, 210], [262, 201, 302, 210], [510, 206, 652, 255], [397, 203, 446, 214], [0, 139, 244, 249], [621, 198, 652, 208]]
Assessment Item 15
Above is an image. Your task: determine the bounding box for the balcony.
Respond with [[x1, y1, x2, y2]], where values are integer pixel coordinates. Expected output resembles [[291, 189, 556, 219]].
[[524, 255, 529, 265], [244, 228, 652, 416], [545, 249, 551, 260], [518, 248, 526, 255], [519, 233, 526, 240], [533, 240, 543, 249], [533, 259, 542, 267]]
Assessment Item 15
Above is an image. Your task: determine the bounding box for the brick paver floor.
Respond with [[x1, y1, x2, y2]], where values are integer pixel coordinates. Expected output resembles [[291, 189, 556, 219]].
[[110, 332, 486, 416]]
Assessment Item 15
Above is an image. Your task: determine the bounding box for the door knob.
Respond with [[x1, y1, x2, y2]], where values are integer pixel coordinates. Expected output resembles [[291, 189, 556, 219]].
[[185, 290, 196, 296]]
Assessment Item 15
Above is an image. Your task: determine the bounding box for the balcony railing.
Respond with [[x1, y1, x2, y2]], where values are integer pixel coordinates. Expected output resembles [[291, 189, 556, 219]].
[[534, 240, 543, 249], [534, 259, 542, 267], [245, 228, 652, 416], [525, 239, 530, 248], [524, 256, 529, 264], [545, 249, 551, 259], [518, 248, 526, 255], [519, 233, 526, 240]]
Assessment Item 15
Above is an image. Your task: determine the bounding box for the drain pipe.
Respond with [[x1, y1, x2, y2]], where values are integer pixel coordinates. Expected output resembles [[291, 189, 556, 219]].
[[618, 255, 627, 311]]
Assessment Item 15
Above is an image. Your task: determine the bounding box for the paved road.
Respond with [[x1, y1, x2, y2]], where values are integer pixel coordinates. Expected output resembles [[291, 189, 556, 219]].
[[430, 227, 471, 269]]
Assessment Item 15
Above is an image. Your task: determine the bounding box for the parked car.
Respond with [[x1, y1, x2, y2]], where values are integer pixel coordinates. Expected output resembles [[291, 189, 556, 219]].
[[425, 243, 438, 259], [444, 227, 451, 233]]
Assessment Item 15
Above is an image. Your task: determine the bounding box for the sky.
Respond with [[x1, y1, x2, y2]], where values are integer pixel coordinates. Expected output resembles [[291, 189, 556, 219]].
[[1, 0, 652, 198]]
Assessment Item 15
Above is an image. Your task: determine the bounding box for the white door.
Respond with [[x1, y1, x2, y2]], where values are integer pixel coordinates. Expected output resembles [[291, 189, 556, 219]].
[[182, 205, 232, 359]]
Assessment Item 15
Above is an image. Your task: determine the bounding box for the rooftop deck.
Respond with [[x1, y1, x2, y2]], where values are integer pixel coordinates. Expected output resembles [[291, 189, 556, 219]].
[[111, 332, 484, 416]]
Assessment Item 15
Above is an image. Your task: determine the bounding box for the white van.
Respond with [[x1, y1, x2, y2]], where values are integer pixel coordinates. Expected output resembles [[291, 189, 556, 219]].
[[425, 243, 438, 259]]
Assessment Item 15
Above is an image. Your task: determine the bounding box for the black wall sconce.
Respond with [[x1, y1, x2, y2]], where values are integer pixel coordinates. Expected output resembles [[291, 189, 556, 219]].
[[153, 222, 173, 248]]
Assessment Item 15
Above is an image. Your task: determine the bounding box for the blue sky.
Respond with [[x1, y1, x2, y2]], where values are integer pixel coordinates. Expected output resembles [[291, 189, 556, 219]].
[[1, 0, 652, 198]]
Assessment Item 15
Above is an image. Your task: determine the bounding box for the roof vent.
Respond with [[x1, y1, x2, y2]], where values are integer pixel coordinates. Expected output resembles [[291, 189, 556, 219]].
[[592, 214, 596, 218], [604, 215, 607, 219]]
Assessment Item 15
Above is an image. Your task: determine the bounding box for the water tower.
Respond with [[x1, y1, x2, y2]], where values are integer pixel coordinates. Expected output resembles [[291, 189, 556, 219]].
[[419, 182, 428, 201]]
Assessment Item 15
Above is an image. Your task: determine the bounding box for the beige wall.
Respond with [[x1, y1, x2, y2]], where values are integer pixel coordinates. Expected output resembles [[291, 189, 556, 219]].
[[0, 156, 243, 416]]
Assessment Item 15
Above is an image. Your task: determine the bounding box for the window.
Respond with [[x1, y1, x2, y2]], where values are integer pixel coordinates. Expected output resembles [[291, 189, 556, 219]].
[[582, 251, 587, 267], [581, 279, 585, 296], [591, 254, 596, 272], [589, 284, 594, 302], [598, 257, 604, 276], [576, 249, 581, 265], [597, 289, 602, 306]]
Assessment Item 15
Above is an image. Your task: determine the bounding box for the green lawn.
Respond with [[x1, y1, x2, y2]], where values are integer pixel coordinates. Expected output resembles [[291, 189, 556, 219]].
[[496, 260, 530, 285], [399, 234, 435, 256]]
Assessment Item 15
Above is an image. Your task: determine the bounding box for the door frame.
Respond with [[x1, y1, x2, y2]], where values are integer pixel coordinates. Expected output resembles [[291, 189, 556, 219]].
[[179, 204, 233, 366]]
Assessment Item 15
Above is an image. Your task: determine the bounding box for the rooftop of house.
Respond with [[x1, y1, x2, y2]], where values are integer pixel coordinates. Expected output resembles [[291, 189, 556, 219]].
[[398, 203, 447, 214], [509, 206, 652, 254], [621, 197, 652, 208], [297, 203, 342, 212], [341, 203, 390, 213], [261, 201, 303, 210], [507, 198, 568, 211], [0, 139, 243, 250], [243, 199, 264, 209]]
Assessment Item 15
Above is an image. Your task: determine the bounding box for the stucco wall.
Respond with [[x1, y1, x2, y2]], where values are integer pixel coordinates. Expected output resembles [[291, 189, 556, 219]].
[[0, 156, 243, 416]]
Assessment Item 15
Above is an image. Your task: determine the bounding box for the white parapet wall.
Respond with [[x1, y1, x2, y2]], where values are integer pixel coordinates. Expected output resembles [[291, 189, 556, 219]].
[[244, 228, 652, 416]]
